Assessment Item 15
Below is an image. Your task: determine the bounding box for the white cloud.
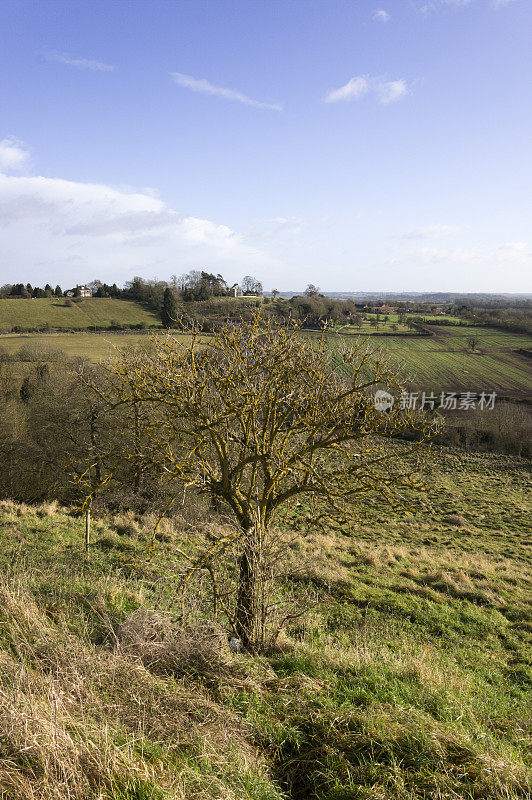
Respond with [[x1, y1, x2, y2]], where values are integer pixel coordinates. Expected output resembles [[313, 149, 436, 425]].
[[401, 224, 462, 239], [373, 9, 391, 22], [492, 0, 516, 7], [325, 75, 409, 105], [377, 79, 408, 104], [171, 72, 282, 111], [46, 52, 115, 71], [0, 168, 276, 284], [0, 138, 30, 173], [324, 76, 370, 103]]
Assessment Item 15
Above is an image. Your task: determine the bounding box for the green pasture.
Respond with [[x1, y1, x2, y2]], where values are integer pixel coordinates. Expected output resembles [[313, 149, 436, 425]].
[[0, 297, 161, 331], [1, 321, 530, 398], [348, 324, 532, 397], [0, 331, 176, 361]]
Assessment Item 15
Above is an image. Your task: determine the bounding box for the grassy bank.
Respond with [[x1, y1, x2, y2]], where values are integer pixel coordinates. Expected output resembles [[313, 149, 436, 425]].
[[0, 297, 161, 332], [0, 447, 530, 799]]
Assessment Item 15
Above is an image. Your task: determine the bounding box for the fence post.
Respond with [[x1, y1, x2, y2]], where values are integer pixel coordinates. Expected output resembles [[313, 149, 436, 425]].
[[85, 507, 91, 556]]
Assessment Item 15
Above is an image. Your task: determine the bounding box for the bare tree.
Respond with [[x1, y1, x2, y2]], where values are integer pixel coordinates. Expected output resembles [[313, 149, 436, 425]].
[[467, 334, 480, 352], [82, 317, 433, 650], [241, 276, 263, 296]]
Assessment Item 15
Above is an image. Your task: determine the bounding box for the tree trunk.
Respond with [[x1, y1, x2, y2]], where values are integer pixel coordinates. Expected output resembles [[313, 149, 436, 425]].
[[235, 528, 261, 651]]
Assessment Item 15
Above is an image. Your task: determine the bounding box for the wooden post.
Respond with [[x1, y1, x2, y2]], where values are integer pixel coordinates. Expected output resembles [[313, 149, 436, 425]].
[[85, 507, 91, 556]]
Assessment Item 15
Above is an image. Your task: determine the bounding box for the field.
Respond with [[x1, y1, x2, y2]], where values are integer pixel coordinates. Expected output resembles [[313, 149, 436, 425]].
[[0, 297, 161, 331], [0, 446, 530, 799], [1, 320, 531, 399], [338, 324, 532, 399], [0, 331, 163, 360]]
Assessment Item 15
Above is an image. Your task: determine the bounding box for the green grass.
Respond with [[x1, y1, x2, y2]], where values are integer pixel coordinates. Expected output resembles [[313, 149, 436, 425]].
[[0, 447, 530, 798], [338, 324, 532, 398], [0, 331, 176, 360], [0, 297, 162, 331], [1, 320, 530, 399]]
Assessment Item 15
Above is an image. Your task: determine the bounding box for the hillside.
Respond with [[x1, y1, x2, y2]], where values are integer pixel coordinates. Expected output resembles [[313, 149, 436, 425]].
[[0, 297, 161, 332], [0, 447, 530, 799]]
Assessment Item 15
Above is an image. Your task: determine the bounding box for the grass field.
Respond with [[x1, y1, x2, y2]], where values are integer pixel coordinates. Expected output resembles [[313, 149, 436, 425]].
[[361, 314, 462, 325], [0, 446, 530, 799], [0, 297, 161, 331], [0, 331, 162, 360], [338, 324, 532, 398], [1, 321, 530, 398]]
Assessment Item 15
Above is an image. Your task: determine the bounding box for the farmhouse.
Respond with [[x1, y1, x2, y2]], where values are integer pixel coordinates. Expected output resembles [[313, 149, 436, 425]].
[[230, 283, 243, 297], [65, 285, 93, 298]]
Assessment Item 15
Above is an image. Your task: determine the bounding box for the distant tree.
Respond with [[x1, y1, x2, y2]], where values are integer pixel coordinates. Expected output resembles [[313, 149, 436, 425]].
[[73, 286, 81, 298], [467, 334, 480, 352], [26, 284, 33, 295], [180, 271, 210, 301], [32, 287, 46, 298], [304, 284, 320, 297], [44, 284, 54, 297], [241, 276, 263, 296], [272, 288, 280, 299], [54, 285, 63, 297], [161, 287, 178, 328]]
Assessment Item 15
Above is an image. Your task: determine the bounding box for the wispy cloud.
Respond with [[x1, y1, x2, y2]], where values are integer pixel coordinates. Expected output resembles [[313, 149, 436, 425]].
[[171, 72, 282, 111], [419, 0, 512, 12], [401, 224, 462, 240], [376, 80, 408, 104], [46, 52, 115, 71], [324, 75, 409, 105], [246, 216, 308, 240], [373, 9, 391, 22], [324, 76, 370, 103], [415, 241, 531, 266], [0, 137, 30, 173]]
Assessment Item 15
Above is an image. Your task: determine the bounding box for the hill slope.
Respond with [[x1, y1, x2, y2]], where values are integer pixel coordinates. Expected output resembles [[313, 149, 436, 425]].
[[0, 297, 161, 331], [0, 447, 530, 799]]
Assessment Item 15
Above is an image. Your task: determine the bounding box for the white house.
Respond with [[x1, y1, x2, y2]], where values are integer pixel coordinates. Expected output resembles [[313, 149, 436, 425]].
[[65, 284, 93, 298]]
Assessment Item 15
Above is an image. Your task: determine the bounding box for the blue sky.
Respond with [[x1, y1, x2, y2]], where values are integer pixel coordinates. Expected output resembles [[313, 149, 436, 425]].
[[0, 0, 530, 292]]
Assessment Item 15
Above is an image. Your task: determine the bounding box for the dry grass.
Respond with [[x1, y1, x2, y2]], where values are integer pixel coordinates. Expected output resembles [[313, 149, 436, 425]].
[[0, 582, 269, 800]]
